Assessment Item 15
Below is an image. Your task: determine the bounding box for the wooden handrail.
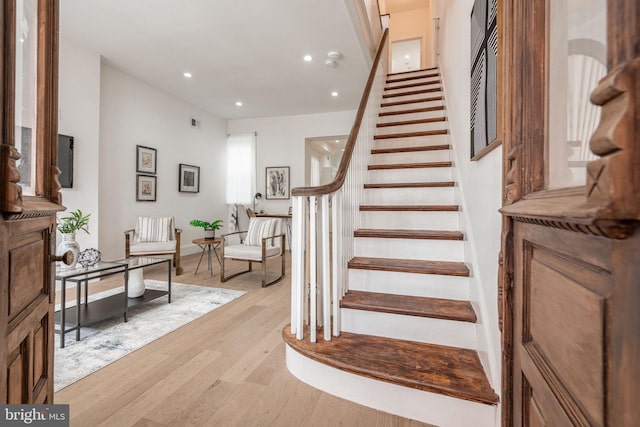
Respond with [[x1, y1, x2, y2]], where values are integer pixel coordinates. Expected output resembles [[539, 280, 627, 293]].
[[291, 29, 389, 197]]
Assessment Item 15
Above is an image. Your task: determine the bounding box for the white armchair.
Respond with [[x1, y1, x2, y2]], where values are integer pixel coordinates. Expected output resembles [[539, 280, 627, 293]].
[[125, 216, 182, 275], [220, 217, 285, 287]]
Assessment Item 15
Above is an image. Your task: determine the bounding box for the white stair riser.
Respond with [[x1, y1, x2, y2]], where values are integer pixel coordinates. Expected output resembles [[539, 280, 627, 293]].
[[361, 211, 459, 230], [354, 238, 464, 261], [364, 186, 455, 204], [370, 150, 451, 164], [378, 109, 446, 122], [374, 134, 449, 149], [385, 77, 441, 90], [381, 99, 443, 112], [348, 269, 470, 300], [376, 121, 447, 135], [341, 309, 476, 349], [388, 69, 438, 79], [368, 167, 452, 183], [286, 346, 499, 427], [383, 91, 443, 103], [384, 84, 442, 96]]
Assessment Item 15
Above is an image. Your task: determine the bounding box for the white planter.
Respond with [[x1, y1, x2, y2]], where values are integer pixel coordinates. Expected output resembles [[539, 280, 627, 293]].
[[57, 232, 80, 270], [128, 269, 145, 298], [204, 229, 215, 239]]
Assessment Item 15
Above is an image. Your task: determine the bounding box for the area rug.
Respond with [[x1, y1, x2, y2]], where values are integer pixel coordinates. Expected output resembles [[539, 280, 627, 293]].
[[54, 280, 246, 392]]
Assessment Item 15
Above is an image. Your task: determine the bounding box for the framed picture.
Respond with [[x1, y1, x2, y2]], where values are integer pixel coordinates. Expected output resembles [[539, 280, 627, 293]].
[[136, 145, 157, 174], [265, 166, 290, 200], [136, 174, 156, 201], [179, 163, 200, 193]]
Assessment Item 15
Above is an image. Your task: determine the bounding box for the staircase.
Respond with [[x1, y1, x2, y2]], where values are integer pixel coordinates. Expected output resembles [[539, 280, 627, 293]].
[[284, 68, 499, 426]]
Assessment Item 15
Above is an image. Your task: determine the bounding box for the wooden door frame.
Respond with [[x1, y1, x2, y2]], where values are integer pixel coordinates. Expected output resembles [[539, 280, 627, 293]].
[[499, 0, 639, 425]]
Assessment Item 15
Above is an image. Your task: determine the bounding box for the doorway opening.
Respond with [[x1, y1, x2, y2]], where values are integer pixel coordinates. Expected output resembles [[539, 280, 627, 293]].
[[391, 38, 422, 73], [304, 135, 348, 186]]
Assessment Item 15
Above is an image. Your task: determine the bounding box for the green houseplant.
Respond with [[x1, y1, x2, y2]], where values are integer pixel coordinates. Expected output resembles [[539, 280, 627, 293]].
[[56, 209, 91, 269], [189, 219, 223, 240]]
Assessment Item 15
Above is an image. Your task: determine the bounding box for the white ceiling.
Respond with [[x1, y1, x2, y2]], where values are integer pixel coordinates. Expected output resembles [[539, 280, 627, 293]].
[[59, 0, 370, 120]]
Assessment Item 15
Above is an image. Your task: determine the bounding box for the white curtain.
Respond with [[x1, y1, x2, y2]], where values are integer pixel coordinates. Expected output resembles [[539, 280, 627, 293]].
[[226, 132, 256, 204]]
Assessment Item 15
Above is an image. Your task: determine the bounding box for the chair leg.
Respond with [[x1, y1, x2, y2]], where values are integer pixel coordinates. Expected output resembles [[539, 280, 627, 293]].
[[174, 252, 183, 275]]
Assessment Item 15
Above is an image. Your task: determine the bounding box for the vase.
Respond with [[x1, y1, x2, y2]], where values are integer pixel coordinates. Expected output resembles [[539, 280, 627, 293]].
[[128, 269, 145, 298], [57, 232, 80, 269], [204, 229, 215, 240]]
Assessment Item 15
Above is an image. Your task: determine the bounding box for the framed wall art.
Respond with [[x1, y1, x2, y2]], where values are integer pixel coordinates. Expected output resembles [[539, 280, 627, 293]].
[[136, 145, 157, 174], [265, 166, 290, 200], [136, 174, 157, 201], [179, 163, 200, 193]]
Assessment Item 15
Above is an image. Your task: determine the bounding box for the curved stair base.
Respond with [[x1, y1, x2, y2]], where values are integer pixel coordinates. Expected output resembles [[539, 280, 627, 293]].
[[285, 344, 499, 427]]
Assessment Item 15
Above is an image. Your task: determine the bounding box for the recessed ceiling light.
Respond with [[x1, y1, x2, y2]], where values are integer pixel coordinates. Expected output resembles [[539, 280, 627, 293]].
[[331, 91, 339, 97], [335, 139, 340, 143], [235, 101, 243, 107], [303, 55, 313, 62], [183, 72, 192, 78], [404, 54, 410, 59]]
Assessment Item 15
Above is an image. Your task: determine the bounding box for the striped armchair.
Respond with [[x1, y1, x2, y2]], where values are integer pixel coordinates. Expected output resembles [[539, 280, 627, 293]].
[[125, 216, 182, 275], [220, 217, 285, 287]]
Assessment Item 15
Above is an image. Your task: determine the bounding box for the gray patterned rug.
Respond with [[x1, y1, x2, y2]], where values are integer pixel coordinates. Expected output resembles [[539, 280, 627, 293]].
[[54, 280, 246, 392]]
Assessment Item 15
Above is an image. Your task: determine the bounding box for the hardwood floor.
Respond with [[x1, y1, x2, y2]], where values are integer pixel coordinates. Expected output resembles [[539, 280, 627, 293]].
[[54, 253, 429, 426]]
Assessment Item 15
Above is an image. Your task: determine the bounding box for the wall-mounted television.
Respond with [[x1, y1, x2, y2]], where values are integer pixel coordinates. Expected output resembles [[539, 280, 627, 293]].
[[58, 134, 74, 188]]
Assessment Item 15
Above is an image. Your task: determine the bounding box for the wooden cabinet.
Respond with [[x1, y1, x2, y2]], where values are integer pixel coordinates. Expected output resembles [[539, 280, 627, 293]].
[[1, 1, 61, 404]]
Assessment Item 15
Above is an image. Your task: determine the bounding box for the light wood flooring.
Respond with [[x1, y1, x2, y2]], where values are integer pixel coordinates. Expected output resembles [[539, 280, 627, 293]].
[[54, 252, 429, 426]]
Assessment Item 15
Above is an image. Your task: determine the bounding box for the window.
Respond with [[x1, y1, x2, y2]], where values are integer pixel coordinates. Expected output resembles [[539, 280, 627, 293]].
[[225, 133, 256, 204]]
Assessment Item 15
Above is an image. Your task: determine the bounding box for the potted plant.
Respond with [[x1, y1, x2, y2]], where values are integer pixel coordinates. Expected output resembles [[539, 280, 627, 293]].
[[57, 209, 91, 269], [189, 219, 223, 240]]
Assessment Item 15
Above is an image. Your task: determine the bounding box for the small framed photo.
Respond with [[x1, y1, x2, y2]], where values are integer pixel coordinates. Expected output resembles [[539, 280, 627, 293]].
[[265, 166, 290, 200], [136, 145, 157, 174], [136, 174, 157, 202], [179, 163, 200, 193]]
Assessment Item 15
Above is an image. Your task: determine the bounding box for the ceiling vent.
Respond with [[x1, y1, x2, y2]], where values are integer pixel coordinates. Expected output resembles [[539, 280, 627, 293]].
[[190, 118, 200, 128]]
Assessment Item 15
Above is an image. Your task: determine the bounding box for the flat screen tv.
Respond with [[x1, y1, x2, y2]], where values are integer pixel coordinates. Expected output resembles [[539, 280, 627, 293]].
[[58, 134, 74, 188]]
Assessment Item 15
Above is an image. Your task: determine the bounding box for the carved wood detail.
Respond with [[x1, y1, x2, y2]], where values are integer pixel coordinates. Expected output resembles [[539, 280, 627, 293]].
[[586, 59, 639, 223], [1, 143, 23, 213]]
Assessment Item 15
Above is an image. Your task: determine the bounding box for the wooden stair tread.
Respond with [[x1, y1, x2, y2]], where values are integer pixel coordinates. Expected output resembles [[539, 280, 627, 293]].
[[383, 88, 441, 99], [348, 256, 469, 277], [377, 117, 446, 127], [379, 105, 445, 117], [354, 228, 463, 240], [364, 182, 455, 189], [384, 80, 441, 91], [372, 145, 449, 154], [282, 328, 497, 405], [374, 130, 448, 140], [360, 204, 459, 212], [381, 96, 443, 108], [341, 291, 476, 323], [368, 161, 451, 170]]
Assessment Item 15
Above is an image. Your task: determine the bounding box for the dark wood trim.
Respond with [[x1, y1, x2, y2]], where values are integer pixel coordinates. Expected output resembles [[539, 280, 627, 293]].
[[371, 144, 450, 154], [382, 87, 441, 99], [379, 105, 445, 116], [381, 96, 443, 108], [291, 29, 388, 197], [374, 129, 447, 139], [368, 161, 451, 170], [354, 229, 464, 240], [341, 291, 477, 323], [364, 182, 455, 189], [359, 204, 459, 212], [376, 117, 445, 127], [386, 73, 439, 84], [384, 80, 441, 91], [348, 257, 469, 277]]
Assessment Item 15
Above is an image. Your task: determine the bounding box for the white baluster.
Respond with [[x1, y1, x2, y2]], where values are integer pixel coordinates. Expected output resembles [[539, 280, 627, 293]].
[[321, 194, 331, 341], [293, 196, 305, 339], [309, 195, 317, 343], [332, 191, 341, 336]]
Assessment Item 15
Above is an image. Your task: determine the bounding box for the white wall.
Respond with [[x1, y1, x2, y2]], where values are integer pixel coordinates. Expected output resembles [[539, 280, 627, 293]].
[[227, 111, 356, 214], [432, 0, 503, 391], [98, 64, 228, 260], [388, 7, 433, 70], [57, 39, 101, 251]]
